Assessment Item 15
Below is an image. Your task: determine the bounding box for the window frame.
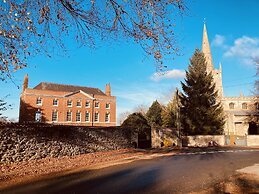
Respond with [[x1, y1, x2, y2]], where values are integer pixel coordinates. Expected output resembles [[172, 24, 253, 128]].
[[242, 103, 248, 110], [52, 110, 58, 122], [35, 110, 42, 122], [67, 100, 72, 107], [106, 103, 110, 109], [66, 111, 72, 122], [95, 101, 100, 108], [85, 112, 90, 122], [36, 97, 42, 106], [76, 111, 81, 122], [76, 100, 82, 107], [94, 112, 99, 122], [229, 102, 235, 109], [85, 101, 90, 108], [105, 112, 110, 123], [53, 99, 58, 106]]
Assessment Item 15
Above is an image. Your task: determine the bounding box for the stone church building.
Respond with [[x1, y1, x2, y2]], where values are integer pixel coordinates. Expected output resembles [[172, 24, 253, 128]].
[[202, 22, 258, 139], [19, 75, 116, 126]]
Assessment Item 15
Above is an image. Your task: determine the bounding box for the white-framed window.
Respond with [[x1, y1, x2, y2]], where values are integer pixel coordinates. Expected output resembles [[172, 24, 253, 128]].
[[242, 103, 248, 109], [35, 110, 42, 122], [106, 103, 110, 109], [67, 100, 72, 107], [76, 111, 81, 122], [52, 110, 58, 122], [105, 112, 110, 123], [53, 99, 58, 106], [76, 100, 82, 107], [229, 102, 235, 109], [85, 112, 90, 122], [36, 97, 42, 105], [95, 101, 100, 108], [66, 111, 72, 121], [94, 112, 99, 122], [85, 101, 90, 108]]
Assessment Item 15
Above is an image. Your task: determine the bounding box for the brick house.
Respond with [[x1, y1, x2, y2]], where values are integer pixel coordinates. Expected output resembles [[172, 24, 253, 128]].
[[19, 74, 116, 126]]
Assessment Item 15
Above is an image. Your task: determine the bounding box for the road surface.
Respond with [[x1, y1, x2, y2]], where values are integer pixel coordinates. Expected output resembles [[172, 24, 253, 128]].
[[2, 149, 259, 194]]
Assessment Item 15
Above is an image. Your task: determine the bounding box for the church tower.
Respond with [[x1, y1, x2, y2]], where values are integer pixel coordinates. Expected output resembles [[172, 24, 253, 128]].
[[201, 21, 223, 98]]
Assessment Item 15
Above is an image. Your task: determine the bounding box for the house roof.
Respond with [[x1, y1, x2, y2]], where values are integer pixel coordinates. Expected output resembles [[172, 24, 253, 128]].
[[33, 82, 106, 96]]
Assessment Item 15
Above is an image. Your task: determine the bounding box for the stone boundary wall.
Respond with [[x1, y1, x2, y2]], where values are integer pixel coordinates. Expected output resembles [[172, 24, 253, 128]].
[[247, 135, 259, 146], [184, 135, 225, 147], [0, 123, 133, 164]]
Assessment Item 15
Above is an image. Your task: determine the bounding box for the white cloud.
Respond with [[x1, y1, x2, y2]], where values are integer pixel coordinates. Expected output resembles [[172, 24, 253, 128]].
[[150, 69, 185, 81], [224, 36, 259, 65], [212, 34, 226, 48]]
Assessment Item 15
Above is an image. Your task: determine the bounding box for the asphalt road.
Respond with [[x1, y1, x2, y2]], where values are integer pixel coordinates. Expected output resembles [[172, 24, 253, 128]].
[[2, 149, 259, 194]]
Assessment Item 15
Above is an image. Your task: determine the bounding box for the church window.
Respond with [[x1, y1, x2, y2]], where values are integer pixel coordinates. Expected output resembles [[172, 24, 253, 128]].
[[242, 103, 247, 110], [229, 103, 235, 109]]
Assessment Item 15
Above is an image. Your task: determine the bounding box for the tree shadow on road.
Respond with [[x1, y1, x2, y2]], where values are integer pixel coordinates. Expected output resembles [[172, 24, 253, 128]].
[[1, 165, 161, 194]]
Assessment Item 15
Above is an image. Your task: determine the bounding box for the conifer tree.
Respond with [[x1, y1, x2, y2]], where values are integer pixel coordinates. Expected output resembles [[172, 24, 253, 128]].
[[180, 49, 225, 135], [146, 100, 163, 127]]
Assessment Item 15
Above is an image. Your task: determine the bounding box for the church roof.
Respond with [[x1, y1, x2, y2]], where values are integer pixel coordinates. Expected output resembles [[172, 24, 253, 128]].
[[33, 82, 106, 96]]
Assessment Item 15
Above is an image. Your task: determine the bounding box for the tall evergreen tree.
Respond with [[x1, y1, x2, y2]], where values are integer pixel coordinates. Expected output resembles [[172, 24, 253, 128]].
[[180, 49, 225, 135], [146, 100, 163, 127]]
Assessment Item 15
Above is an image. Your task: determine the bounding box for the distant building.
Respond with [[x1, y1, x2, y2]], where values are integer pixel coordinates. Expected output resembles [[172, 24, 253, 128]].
[[19, 75, 116, 126], [201, 22, 258, 138]]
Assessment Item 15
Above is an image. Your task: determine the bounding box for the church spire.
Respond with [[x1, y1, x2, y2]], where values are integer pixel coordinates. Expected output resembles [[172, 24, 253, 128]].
[[202, 20, 214, 73]]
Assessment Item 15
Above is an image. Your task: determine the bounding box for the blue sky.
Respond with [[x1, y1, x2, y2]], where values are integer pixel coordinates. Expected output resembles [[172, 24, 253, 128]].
[[1, 0, 259, 124]]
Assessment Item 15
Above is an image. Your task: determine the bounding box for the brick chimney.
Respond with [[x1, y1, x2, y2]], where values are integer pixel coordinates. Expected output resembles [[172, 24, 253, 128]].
[[22, 74, 28, 92], [105, 83, 111, 96]]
